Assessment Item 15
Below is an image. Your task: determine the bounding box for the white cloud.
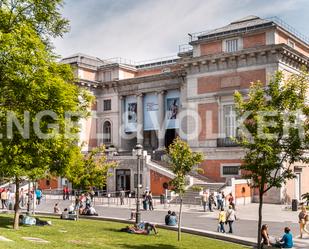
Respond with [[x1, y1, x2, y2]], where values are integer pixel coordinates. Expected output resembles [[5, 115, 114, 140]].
[[53, 0, 309, 61]]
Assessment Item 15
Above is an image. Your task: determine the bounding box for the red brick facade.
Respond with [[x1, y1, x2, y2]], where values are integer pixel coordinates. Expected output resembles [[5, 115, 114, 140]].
[[243, 32, 266, 49], [198, 103, 219, 141], [150, 170, 172, 196], [197, 69, 266, 94], [199, 159, 243, 182], [200, 41, 222, 56]]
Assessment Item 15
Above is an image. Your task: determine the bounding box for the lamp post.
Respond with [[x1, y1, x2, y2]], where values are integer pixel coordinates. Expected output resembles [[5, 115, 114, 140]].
[[134, 143, 143, 225]]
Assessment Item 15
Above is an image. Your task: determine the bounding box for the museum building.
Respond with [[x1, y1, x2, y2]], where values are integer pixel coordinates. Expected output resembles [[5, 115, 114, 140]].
[[40, 16, 309, 204]]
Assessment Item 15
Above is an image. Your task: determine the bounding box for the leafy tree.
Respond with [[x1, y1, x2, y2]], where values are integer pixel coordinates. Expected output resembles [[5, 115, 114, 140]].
[[234, 70, 309, 249], [168, 137, 203, 241], [301, 192, 309, 206], [64, 145, 118, 191], [0, 1, 90, 229]]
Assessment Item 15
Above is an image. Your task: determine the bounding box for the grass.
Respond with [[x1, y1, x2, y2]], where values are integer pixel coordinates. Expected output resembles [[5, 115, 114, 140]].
[[0, 215, 250, 249]]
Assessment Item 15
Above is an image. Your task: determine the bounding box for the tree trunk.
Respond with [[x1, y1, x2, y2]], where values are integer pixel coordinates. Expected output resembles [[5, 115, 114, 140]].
[[257, 191, 264, 249], [13, 177, 20, 230], [178, 196, 183, 241]]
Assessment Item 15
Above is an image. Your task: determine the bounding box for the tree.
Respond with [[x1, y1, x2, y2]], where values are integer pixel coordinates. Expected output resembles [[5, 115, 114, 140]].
[[64, 145, 118, 191], [0, 1, 90, 229], [167, 137, 203, 241], [234, 70, 309, 249]]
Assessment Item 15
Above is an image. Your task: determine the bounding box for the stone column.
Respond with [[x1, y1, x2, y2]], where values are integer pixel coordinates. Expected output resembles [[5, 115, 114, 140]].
[[118, 95, 124, 151], [136, 93, 144, 145], [157, 90, 165, 150]]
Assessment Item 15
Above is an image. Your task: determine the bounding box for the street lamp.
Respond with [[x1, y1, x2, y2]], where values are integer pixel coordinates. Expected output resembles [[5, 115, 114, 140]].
[[134, 143, 143, 225]]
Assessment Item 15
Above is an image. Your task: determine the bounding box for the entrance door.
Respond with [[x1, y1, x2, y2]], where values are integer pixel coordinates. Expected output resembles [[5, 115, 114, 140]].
[[116, 170, 131, 192], [295, 173, 301, 200], [165, 129, 177, 148]]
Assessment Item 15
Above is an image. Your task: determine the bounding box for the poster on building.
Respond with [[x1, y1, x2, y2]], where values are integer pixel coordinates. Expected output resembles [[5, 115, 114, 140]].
[[165, 90, 180, 129], [125, 95, 137, 132], [143, 93, 159, 130]]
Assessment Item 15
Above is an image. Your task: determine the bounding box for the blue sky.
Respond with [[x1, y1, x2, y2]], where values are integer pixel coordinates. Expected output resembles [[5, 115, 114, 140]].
[[54, 0, 309, 61]]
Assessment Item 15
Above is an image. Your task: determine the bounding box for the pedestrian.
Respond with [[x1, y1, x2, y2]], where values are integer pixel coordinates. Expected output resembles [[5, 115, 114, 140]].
[[208, 193, 215, 212], [54, 203, 60, 213], [218, 207, 226, 233], [35, 188, 42, 205], [299, 205, 308, 238], [1, 189, 8, 209], [228, 193, 235, 210], [7, 189, 13, 210], [119, 189, 125, 205], [201, 191, 208, 212], [147, 191, 154, 211], [221, 191, 226, 207], [66, 186, 70, 200], [216, 192, 223, 210], [226, 205, 236, 233], [90, 188, 95, 202], [19, 188, 25, 207], [63, 186, 66, 200]]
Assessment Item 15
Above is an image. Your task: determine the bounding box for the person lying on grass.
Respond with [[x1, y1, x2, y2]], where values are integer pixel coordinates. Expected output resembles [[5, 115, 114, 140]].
[[121, 222, 158, 235], [19, 215, 51, 226]]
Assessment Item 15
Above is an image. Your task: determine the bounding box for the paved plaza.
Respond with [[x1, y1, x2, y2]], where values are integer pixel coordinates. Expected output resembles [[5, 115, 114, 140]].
[[31, 196, 309, 248]]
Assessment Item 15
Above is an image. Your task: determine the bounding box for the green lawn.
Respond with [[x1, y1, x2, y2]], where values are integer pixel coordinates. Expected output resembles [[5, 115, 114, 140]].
[[0, 215, 249, 249]]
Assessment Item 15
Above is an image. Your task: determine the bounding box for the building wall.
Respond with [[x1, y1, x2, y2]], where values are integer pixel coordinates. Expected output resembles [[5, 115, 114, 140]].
[[150, 170, 171, 196], [199, 159, 242, 182], [243, 32, 266, 49], [200, 41, 222, 56], [38, 178, 59, 190]]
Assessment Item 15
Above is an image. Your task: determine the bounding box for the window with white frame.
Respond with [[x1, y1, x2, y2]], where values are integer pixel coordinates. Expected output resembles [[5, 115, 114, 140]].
[[225, 38, 239, 52], [223, 104, 237, 138], [222, 165, 240, 176]]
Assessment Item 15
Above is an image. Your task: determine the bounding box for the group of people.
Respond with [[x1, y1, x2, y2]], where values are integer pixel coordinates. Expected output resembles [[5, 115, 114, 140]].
[[121, 222, 158, 235], [164, 210, 178, 226], [142, 191, 154, 211], [217, 205, 237, 233], [202, 191, 235, 212], [261, 225, 294, 248], [62, 186, 70, 200]]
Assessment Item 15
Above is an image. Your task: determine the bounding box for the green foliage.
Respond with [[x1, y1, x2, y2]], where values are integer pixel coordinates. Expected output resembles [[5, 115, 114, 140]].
[[234, 70, 309, 194], [168, 137, 203, 194], [0, 1, 88, 228], [190, 186, 203, 192], [65, 145, 118, 190], [302, 192, 309, 203]]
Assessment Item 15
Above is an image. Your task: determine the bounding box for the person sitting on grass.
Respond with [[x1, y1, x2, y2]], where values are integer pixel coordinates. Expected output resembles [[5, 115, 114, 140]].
[[61, 208, 69, 219]]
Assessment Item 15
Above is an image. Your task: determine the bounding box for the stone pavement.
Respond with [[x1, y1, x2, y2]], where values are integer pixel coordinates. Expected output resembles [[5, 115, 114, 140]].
[[31, 197, 309, 248]]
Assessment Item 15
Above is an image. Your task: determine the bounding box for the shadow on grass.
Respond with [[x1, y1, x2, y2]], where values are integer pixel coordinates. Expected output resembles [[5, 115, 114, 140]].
[[0, 215, 14, 229], [119, 244, 178, 249]]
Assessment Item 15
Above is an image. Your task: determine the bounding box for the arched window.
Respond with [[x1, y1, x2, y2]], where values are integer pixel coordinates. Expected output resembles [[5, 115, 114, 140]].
[[103, 121, 112, 144]]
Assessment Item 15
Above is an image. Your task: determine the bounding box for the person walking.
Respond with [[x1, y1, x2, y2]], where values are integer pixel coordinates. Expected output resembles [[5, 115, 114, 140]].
[[298, 205, 307, 238], [228, 193, 235, 210], [147, 191, 154, 211], [226, 205, 236, 233], [19, 188, 25, 207], [35, 188, 42, 205], [65, 186, 70, 200], [208, 193, 215, 212], [216, 192, 223, 210], [1, 189, 8, 209], [218, 207, 226, 233], [119, 189, 125, 205], [201, 191, 208, 212]]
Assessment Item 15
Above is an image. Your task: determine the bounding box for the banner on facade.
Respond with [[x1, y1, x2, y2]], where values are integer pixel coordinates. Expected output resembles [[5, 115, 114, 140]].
[[166, 90, 180, 129], [143, 93, 159, 131], [125, 95, 137, 132]]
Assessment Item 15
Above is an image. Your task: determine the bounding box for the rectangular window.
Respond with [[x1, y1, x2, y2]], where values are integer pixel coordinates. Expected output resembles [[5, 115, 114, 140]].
[[226, 39, 238, 52], [103, 99, 111, 111], [223, 105, 237, 137], [222, 166, 240, 176]]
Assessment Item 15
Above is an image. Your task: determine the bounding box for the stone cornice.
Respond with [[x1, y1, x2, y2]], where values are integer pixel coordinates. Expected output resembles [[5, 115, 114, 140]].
[[180, 44, 309, 72]]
